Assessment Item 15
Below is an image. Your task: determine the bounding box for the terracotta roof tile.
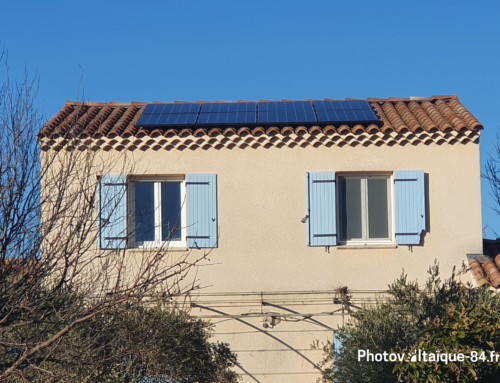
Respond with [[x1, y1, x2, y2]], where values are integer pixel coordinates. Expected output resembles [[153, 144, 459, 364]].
[[469, 260, 489, 287], [449, 98, 482, 130], [407, 101, 438, 131], [468, 239, 500, 288], [38, 96, 482, 146], [394, 101, 422, 132], [422, 101, 452, 131]]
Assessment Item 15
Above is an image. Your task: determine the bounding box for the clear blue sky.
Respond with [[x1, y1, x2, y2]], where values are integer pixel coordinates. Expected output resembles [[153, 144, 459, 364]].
[[1, 0, 499, 237]]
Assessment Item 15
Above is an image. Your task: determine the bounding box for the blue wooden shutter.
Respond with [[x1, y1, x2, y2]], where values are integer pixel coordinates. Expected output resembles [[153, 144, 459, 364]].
[[394, 170, 426, 245], [307, 172, 337, 246], [333, 333, 343, 371], [187, 174, 218, 248], [99, 175, 128, 249], [334, 334, 343, 355]]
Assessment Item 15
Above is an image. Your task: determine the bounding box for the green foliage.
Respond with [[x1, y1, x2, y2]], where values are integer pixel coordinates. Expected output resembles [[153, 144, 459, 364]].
[[394, 298, 500, 382], [318, 263, 500, 383], [1, 296, 239, 383]]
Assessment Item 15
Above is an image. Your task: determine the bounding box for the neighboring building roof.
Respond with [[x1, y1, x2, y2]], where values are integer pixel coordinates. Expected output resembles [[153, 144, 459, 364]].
[[38, 95, 482, 150], [468, 239, 500, 288]]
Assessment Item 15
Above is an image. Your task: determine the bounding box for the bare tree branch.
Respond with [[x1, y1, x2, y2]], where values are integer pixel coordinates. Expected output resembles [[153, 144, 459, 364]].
[[0, 49, 231, 382]]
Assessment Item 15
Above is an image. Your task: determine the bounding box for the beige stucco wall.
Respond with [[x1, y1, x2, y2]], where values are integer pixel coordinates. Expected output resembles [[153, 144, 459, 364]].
[[96, 138, 482, 382]]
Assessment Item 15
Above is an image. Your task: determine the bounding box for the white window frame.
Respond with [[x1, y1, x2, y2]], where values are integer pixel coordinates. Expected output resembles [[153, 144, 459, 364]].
[[129, 176, 187, 249], [337, 173, 395, 246]]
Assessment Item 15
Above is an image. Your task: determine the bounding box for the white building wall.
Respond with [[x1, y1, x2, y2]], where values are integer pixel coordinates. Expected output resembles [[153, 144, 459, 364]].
[[99, 139, 482, 382]]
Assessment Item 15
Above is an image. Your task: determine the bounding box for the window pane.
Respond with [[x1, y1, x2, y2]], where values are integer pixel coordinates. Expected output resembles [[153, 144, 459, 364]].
[[368, 178, 389, 239], [135, 183, 155, 242], [161, 182, 182, 241], [340, 178, 362, 240]]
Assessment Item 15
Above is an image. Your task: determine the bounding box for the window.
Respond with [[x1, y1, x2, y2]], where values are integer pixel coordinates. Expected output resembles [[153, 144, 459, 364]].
[[131, 177, 186, 248], [306, 170, 425, 247], [338, 174, 393, 244], [99, 174, 218, 250]]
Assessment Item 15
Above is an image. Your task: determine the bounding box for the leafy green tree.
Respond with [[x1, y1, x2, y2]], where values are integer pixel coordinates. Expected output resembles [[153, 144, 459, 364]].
[[1, 297, 239, 383], [318, 264, 500, 383], [394, 298, 500, 382]]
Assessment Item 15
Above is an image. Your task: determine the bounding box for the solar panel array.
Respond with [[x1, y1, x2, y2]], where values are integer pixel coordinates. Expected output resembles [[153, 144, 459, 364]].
[[258, 101, 316, 123], [198, 102, 256, 124], [137, 100, 380, 127], [313, 100, 377, 123], [139, 103, 201, 126]]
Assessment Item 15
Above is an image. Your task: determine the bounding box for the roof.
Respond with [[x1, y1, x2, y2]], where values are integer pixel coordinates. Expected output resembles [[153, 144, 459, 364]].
[[468, 239, 500, 288], [38, 95, 483, 151]]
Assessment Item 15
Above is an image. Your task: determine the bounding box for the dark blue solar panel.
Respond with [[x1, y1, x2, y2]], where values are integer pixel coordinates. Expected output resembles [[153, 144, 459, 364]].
[[137, 100, 379, 127], [201, 103, 256, 113], [350, 100, 372, 110], [137, 113, 198, 126], [353, 110, 377, 121], [313, 100, 378, 123], [258, 110, 317, 123], [174, 103, 201, 113], [138, 103, 201, 126], [259, 101, 314, 112], [197, 103, 257, 124], [137, 114, 157, 126], [197, 112, 256, 124], [143, 104, 158, 114], [313, 100, 372, 111], [316, 109, 377, 123], [142, 103, 201, 115], [258, 101, 316, 123], [174, 113, 199, 124], [316, 110, 338, 122]]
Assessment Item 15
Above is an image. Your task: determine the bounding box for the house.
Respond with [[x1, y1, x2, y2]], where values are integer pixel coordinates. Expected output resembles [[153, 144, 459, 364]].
[[39, 95, 483, 382]]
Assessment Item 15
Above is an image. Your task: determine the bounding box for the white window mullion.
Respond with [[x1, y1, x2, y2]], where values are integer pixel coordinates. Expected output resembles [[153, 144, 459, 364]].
[[155, 182, 162, 244], [361, 178, 368, 241], [181, 181, 187, 243], [388, 177, 394, 242], [365, 177, 371, 241], [130, 182, 136, 245]]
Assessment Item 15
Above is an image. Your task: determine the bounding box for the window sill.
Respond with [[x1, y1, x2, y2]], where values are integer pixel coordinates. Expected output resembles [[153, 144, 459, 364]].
[[126, 247, 189, 253], [336, 244, 397, 249]]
